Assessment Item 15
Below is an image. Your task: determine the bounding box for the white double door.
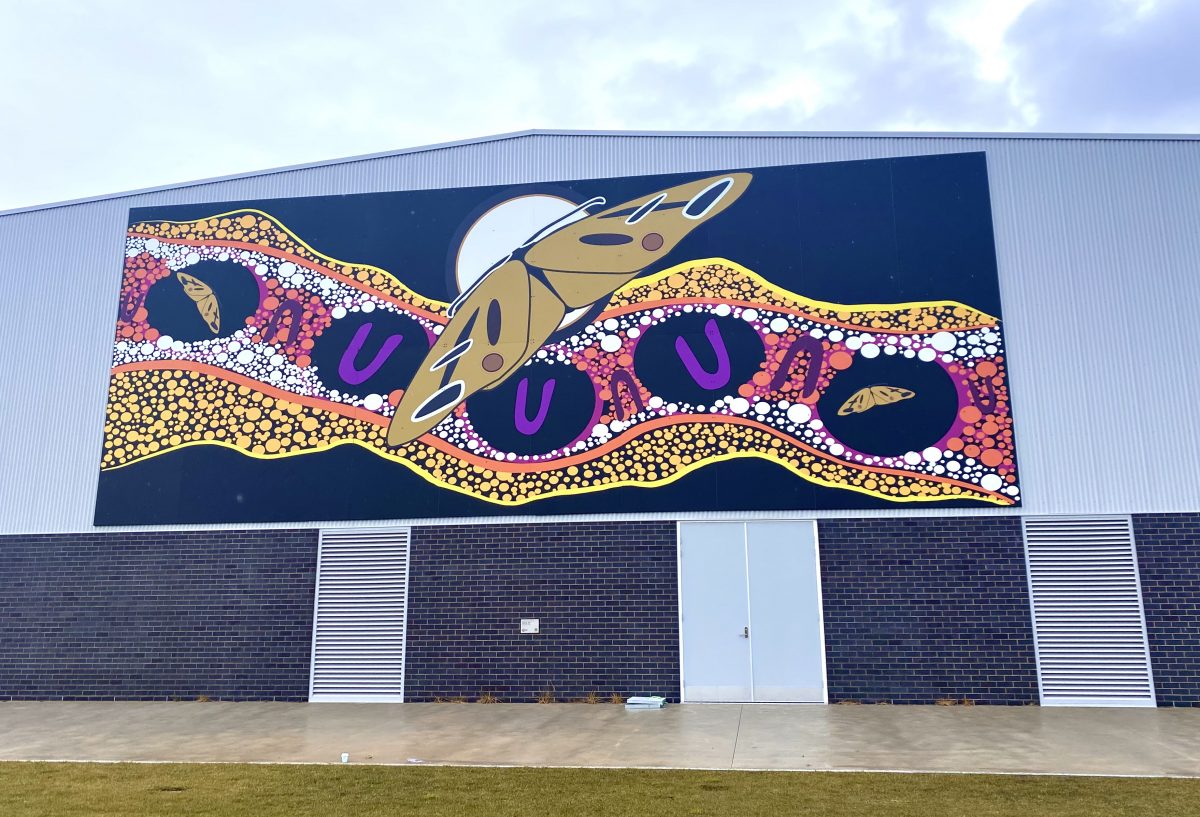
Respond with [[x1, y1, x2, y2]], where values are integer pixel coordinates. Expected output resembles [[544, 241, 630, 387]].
[[679, 521, 826, 703]]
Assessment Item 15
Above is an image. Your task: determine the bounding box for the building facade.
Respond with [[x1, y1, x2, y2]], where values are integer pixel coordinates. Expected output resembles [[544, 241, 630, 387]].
[[1, 131, 1197, 706]]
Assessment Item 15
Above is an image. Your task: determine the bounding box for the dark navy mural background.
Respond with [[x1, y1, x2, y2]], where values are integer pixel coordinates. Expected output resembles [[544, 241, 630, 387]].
[[98, 152, 1014, 524]]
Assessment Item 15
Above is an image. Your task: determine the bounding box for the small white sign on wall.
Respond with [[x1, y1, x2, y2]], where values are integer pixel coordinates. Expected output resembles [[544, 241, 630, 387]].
[[520, 619, 540, 634]]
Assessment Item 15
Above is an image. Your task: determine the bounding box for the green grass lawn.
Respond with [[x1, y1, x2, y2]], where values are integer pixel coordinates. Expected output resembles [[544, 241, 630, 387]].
[[1, 762, 1197, 817]]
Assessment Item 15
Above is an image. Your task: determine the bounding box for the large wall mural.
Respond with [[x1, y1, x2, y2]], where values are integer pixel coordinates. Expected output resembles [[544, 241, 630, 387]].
[[96, 152, 1020, 524]]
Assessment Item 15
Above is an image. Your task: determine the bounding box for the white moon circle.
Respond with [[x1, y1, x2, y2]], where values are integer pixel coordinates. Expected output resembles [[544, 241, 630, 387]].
[[456, 193, 595, 331], [455, 194, 578, 293]]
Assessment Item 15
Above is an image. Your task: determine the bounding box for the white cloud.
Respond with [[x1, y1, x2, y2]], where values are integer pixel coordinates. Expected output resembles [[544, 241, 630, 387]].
[[0, 0, 1195, 210]]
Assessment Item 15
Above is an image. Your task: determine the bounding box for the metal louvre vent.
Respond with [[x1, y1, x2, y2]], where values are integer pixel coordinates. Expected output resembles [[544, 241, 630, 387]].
[[1022, 516, 1155, 707], [309, 528, 411, 703]]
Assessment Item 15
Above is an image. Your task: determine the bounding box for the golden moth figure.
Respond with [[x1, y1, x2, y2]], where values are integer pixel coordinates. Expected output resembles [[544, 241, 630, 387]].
[[386, 173, 752, 446]]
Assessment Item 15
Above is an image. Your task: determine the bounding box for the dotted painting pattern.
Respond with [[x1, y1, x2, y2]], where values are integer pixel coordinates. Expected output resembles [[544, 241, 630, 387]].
[[103, 211, 1019, 506]]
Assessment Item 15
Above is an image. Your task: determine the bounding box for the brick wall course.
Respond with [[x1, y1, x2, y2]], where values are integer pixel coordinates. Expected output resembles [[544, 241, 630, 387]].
[[1133, 513, 1200, 707], [817, 516, 1040, 705], [6, 513, 1187, 708], [404, 521, 679, 702], [0, 529, 316, 700]]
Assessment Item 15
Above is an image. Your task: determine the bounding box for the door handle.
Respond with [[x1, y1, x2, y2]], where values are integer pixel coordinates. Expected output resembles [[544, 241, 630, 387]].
[[740, 626, 749, 639]]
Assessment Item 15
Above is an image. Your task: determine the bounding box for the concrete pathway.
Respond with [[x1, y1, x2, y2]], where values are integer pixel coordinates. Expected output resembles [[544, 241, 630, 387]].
[[0, 702, 1197, 777]]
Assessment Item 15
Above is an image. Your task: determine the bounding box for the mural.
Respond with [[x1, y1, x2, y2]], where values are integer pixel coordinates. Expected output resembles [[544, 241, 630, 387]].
[[96, 153, 1020, 524]]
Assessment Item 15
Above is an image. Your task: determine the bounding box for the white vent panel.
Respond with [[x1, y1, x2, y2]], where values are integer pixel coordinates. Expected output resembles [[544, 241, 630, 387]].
[[309, 527, 411, 702], [1023, 516, 1155, 707]]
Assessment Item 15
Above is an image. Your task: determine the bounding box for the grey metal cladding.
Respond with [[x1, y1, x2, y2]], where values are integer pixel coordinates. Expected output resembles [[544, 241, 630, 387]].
[[2, 131, 1198, 533]]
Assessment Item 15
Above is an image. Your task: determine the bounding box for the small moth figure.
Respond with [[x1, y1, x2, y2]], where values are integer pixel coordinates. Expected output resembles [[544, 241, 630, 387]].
[[386, 172, 753, 446], [176, 271, 221, 334], [837, 385, 916, 416]]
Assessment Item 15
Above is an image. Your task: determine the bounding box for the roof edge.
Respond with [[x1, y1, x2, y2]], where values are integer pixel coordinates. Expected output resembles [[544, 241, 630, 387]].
[[0, 129, 544, 217], [4, 127, 1200, 217]]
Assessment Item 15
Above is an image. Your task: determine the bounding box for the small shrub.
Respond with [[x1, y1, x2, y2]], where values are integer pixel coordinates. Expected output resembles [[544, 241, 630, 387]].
[[195, 695, 211, 703], [835, 699, 862, 705], [477, 692, 500, 704], [609, 692, 625, 705], [934, 698, 957, 706], [536, 688, 557, 704]]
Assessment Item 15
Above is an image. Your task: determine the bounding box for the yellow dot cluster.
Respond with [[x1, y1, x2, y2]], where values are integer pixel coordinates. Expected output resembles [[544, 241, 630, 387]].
[[102, 369, 381, 467], [609, 261, 997, 332], [103, 370, 1009, 506], [471, 420, 1001, 506], [130, 212, 447, 315]]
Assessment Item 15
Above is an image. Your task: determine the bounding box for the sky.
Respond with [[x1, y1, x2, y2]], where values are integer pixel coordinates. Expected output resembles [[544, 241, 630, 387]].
[[0, 0, 1197, 211]]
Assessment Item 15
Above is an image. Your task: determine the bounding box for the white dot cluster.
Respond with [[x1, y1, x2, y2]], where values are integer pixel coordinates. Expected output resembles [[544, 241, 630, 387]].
[[117, 236, 1017, 498], [508, 301, 1016, 498], [431, 360, 593, 463], [117, 235, 444, 417]]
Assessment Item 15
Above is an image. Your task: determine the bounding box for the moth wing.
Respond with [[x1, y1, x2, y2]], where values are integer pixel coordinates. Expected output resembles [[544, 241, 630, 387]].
[[870, 385, 916, 406], [197, 294, 221, 334], [524, 172, 752, 282], [838, 387, 876, 416], [388, 259, 563, 447], [176, 272, 214, 302]]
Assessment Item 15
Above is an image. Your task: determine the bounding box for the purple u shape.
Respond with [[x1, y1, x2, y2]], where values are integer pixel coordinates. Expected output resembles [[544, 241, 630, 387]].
[[261, 299, 304, 347], [968, 376, 997, 411], [609, 369, 645, 422], [769, 335, 825, 397], [119, 289, 146, 322], [674, 318, 731, 389], [514, 377, 556, 435], [338, 322, 404, 385]]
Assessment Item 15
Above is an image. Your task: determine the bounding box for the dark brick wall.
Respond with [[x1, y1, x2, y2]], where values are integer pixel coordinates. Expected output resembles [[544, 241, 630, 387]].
[[405, 521, 679, 702], [818, 516, 1039, 704], [12, 513, 1188, 708], [0, 529, 317, 701], [1133, 513, 1200, 707]]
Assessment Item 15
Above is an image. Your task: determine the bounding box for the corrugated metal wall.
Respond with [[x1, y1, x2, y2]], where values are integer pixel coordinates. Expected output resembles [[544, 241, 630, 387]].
[[2, 132, 1198, 534]]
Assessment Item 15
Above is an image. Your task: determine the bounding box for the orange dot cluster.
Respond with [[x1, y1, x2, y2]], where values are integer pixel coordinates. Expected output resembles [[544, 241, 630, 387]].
[[736, 329, 838, 402], [578, 338, 649, 425], [246, 285, 332, 366], [116, 253, 173, 343], [130, 212, 447, 316], [104, 367, 1013, 506], [102, 369, 365, 468], [106, 218, 1017, 507], [946, 358, 1018, 478], [607, 262, 996, 333]]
